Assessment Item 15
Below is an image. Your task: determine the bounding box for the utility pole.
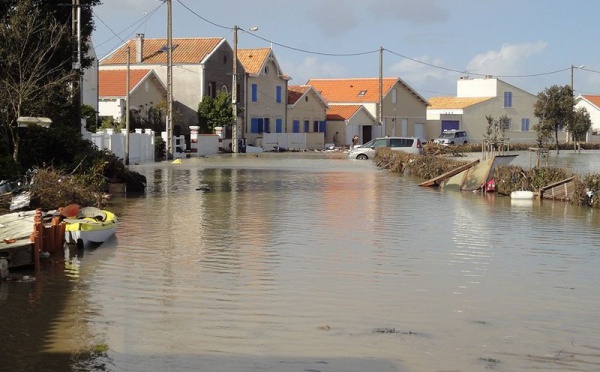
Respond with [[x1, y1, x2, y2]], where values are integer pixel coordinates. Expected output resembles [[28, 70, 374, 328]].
[[71, 0, 82, 130], [232, 25, 239, 153], [379, 46, 383, 133], [125, 47, 130, 165], [166, 0, 173, 159]]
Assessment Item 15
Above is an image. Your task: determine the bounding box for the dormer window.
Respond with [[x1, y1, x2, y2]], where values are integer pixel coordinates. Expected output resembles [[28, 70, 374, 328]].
[[358, 90, 367, 97], [264, 66, 269, 74]]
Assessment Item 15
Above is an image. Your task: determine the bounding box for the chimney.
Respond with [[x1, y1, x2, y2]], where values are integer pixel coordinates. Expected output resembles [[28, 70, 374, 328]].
[[136, 33, 144, 63]]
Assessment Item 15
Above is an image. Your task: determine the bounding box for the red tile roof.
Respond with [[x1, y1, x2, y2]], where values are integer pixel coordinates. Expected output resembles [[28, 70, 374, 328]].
[[288, 85, 310, 105], [427, 97, 492, 109], [99, 69, 152, 97], [326, 105, 364, 121], [100, 38, 224, 65], [581, 95, 600, 108], [307, 77, 427, 105], [237, 48, 271, 75]]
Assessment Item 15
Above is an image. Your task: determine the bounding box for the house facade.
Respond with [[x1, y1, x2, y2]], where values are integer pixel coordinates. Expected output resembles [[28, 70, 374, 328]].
[[99, 34, 244, 135], [575, 95, 600, 137], [238, 48, 288, 146], [98, 69, 166, 123], [325, 105, 376, 147], [287, 85, 328, 142], [306, 77, 428, 145], [427, 76, 550, 143]]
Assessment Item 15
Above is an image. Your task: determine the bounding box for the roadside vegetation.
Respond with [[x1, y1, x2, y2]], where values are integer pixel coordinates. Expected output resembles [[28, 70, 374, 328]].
[[0, 1, 145, 214]]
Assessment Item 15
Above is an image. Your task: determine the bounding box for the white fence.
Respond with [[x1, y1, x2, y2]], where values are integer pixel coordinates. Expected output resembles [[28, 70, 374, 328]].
[[84, 128, 155, 164]]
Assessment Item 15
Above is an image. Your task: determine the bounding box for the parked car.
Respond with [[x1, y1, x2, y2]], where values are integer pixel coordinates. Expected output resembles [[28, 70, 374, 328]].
[[433, 130, 469, 145], [347, 136, 423, 160]]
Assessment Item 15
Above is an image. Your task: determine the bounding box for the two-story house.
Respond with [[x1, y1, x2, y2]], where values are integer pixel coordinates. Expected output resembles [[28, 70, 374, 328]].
[[237, 48, 289, 146], [306, 77, 429, 145], [99, 34, 245, 136], [427, 76, 550, 143]]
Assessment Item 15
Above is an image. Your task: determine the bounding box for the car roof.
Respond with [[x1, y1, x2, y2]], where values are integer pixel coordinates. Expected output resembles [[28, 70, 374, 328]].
[[374, 136, 418, 139]]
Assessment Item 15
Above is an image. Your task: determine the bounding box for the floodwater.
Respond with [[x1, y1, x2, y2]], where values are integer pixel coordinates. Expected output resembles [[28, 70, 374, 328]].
[[2, 151, 600, 372]]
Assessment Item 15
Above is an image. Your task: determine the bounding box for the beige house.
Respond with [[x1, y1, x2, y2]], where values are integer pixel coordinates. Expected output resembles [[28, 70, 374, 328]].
[[307, 77, 429, 144], [99, 34, 244, 135], [427, 76, 550, 143], [287, 84, 328, 136], [238, 48, 289, 146], [98, 69, 166, 123]]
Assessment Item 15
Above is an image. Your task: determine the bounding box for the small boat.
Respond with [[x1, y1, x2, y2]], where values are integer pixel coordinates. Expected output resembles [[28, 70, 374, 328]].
[[64, 207, 118, 247], [511, 190, 535, 200]]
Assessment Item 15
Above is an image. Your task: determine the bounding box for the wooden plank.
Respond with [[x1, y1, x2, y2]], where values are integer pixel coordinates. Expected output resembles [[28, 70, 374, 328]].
[[419, 159, 480, 187]]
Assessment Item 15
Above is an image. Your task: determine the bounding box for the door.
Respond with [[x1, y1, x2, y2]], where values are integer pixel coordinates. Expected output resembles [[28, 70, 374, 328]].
[[362, 126, 372, 143], [441, 120, 459, 132]]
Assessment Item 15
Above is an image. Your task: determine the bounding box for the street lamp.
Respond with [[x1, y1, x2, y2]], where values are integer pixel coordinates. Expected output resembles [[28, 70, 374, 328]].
[[231, 25, 258, 153]]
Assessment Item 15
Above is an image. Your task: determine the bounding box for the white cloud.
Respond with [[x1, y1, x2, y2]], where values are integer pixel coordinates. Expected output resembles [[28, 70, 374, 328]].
[[388, 56, 457, 97], [281, 56, 348, 85], [466, 42, 548, 76]]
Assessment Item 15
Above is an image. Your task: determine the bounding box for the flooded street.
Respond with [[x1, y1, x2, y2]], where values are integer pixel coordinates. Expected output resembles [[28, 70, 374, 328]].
[[2, 151, 600, 371]]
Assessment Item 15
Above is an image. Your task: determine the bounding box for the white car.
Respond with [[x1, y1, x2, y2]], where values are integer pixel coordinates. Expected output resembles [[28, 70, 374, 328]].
[[348, 137, 423, 160], [433, 130, 469, 145]]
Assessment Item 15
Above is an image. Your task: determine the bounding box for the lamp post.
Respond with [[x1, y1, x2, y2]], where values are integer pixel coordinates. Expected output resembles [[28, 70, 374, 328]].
[[231, 25, 258, 153], [570, 64, 585, 93], [232, 25, 239, 153], [166, 0, 173, 159]]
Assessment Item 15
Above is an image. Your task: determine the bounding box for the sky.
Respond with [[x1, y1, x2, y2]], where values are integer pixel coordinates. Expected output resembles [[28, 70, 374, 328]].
[[91, 0, 600, 100]]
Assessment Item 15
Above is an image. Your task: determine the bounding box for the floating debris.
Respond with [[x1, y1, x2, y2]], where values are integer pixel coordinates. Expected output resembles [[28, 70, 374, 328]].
[[372, 327, 416, 335], [316, 325, 331, 331]]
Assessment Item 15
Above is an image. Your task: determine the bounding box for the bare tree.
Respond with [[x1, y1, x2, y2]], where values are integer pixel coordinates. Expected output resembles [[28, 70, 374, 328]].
[[0, 0, 76, 160]]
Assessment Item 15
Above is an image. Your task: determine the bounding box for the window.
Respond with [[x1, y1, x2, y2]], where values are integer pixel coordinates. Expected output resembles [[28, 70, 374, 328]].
[[358, 90, 367, 97], [293, 120, 300, 133], [264, 66, 269, 74], [392, 88, 397, 104], [264, 118, 270, 133], [208, 82, 216, 98], [251, 84, 258, 102], [521, 118, 530, 132], [313, 121, 319, 132], [503, 91, 513, 108], [501, 117, 511, 131], [276, 118, 283, 133], [304, 120, 309, 133], [389, 138, 414, 147], [276, 86, 282, 103], [221, 85, 228, 93]]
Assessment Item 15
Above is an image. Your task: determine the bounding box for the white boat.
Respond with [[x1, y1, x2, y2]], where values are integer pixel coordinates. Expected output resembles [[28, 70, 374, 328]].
[[64, 207, 118, 247], [510, 190, 535, 200]]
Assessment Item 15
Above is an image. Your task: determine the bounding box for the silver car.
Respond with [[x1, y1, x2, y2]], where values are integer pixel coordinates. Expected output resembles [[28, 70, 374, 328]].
[[347, 136, 423, 160], [433, 130, 469, 145]]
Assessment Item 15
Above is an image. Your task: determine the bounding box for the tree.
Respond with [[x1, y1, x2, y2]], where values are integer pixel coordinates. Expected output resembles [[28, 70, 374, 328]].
[[570, 107, 592, 142], [0, 0, 100, 162], [533, 85, 574, 154], [197, 93, 235, 134]]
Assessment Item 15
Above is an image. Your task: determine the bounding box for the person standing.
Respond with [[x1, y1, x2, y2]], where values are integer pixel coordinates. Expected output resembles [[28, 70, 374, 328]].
[[333, 131, 339, 147], [351, 134, 359, 150]]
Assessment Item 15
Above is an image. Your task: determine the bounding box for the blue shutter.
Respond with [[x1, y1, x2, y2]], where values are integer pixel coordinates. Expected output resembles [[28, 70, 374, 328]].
[[319, 121, 326, 133], [258, 118, 264, 133], [250, 118, 259, 133], [293, 120, 300, 133], [252, 84, 258, 102], [504, 92, 512, 108], [276, 86, 282, 103], [521, 118, 529, 132], [276, 119, 283, 133]]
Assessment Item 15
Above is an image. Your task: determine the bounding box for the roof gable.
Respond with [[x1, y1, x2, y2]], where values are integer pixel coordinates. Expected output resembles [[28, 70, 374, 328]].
[[99, 69, 158, 97], [100, 37, 225, 65], [238, 48, 271, 75], [427, 96, 492, 110], [306, 77, 428, 105], [580, 95, 600, 109], [288, 85, 328, 108], [326, 104, 374, 121]]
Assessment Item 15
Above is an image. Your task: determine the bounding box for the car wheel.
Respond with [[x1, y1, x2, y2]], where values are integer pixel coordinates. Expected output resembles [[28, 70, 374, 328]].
[[356, 154, 368, 160], [464, 141, 468, 145], [450, 141, 454, 145]]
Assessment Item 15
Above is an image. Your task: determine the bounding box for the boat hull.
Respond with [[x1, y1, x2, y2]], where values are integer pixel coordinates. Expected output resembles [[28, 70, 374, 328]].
[[64, 209, 118, 246]]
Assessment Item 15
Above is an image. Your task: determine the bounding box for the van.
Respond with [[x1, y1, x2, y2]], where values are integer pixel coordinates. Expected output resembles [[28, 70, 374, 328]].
[[347, 137, 423, 160]]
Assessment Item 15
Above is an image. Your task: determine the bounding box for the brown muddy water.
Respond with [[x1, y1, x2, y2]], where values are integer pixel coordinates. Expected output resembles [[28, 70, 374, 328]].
[[2, 151, 600, 372]]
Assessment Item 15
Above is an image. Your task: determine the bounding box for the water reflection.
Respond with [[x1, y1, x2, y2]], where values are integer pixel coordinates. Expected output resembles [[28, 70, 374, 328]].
[[1, 153, 600, 371]]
